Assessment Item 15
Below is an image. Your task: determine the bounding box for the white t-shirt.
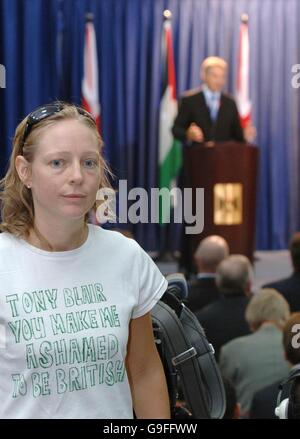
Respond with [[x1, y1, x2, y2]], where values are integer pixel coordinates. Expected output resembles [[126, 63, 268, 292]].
[[0, 225, 167, 419]]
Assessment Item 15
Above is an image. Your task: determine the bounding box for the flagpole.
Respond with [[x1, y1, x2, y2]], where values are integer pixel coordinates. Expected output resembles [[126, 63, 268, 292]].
[[159, 9, 172, 260], [56, 0, 65, 98], [81, 11, 101, 130], [236, 12, 251, 129], [159, 9, 182, 261]]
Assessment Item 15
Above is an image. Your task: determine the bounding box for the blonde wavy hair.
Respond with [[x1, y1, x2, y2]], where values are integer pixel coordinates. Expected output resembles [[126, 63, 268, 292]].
[[245, 288, 290, 331], [0, 102, 113, 239], [201, 56, 228, 75]]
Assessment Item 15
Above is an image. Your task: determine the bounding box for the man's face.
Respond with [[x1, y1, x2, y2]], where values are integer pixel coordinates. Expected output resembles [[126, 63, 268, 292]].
[[202, 65, 227, 92]]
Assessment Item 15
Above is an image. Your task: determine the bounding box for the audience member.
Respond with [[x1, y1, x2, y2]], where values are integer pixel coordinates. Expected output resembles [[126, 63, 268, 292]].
[[219, 289, 290, 416], [263, 232, 300, 312], [187, 235, 229, 312], [250, 312, 300, 418], [195, 254, 252, 360]]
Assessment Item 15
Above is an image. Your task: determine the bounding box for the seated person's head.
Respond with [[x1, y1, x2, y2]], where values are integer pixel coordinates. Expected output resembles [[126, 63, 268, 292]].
[[194, 235, 229, 274], [245, 288, 290, 332], [216, 254, 252, 297]]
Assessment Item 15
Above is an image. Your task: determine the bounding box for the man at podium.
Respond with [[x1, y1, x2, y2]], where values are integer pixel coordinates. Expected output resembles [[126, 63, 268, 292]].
[[172, 56, 255, 145], [172, 56, 257, 277]]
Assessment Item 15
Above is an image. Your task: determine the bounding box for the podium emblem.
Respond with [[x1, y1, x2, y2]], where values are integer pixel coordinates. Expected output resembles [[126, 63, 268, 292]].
[[214, 183, 242, 225]]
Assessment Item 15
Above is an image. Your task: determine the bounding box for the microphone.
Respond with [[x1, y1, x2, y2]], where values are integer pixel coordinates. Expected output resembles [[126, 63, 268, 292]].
[[166, 273, 189, 301]]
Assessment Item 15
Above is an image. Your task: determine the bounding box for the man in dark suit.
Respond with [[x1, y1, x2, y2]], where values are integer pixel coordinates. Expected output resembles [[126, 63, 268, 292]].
[[263, 232, 300, 312], [250, 312, 300, 419], [172, 56, 255, 146], [172, 57, 256, 277], [187, 235, 229, 313], [195, 254, 252, 361]]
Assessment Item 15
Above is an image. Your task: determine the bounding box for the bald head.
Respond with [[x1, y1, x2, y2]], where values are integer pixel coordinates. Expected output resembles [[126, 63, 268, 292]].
[[194, 235, 229, 273], [216, 254, 253, 296]]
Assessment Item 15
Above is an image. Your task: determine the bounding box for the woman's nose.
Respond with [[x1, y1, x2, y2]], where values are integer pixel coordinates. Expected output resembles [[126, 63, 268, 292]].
[[69, 161, 83, 183]]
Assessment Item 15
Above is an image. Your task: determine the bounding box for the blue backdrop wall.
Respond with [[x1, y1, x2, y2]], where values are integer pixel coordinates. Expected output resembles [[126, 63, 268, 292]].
[[0, 0, 300, 252]]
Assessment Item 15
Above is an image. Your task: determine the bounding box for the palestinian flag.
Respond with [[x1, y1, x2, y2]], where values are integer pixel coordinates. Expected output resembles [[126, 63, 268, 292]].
[[158, 17, 182, 224]]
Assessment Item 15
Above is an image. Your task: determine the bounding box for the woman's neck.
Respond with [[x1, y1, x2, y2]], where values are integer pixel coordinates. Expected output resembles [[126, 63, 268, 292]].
[[27, 220, 88, 252]]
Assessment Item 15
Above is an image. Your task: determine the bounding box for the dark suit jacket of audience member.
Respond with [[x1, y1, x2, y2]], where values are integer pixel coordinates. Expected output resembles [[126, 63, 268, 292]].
[[263, 272, 300, 312], [250, 379, 290, 419], [187, 277, 220, 313], [172, 89, 244, 144], [195, 292, 251, 361]]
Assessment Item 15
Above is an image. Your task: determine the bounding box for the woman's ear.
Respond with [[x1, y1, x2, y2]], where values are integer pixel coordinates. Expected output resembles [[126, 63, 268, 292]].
[[15, 155, 32, 188]]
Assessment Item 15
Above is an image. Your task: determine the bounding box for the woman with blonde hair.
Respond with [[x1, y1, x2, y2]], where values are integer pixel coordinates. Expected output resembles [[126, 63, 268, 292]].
[[0, 102, 169, 419], [219, 288, 290, 416]]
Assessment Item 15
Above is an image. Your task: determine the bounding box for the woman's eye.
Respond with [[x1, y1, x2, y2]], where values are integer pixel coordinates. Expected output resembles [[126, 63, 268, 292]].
[[84, 159, 98, 168], [50, 159, 64, 168]]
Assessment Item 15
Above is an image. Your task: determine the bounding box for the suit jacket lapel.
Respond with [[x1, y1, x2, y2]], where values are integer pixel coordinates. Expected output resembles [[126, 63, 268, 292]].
[[215, 94, 225, 126]]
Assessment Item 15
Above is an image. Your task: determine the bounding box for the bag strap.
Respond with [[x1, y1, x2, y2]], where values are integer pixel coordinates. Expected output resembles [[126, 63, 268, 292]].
[[152, 299, 226, 418], [152, 300, 211, 418]]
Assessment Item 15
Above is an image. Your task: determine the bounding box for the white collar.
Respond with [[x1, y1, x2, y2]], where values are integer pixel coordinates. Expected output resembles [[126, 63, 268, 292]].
[[202, 84, 221, 100]]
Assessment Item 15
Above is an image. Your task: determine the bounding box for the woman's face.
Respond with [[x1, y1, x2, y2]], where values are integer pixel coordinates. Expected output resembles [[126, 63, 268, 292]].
[[26, 119, 102, 224]]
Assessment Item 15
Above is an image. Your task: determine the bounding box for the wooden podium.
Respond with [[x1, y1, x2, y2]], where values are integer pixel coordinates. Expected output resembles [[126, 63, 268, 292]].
[[182, 142, 259, 272]]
